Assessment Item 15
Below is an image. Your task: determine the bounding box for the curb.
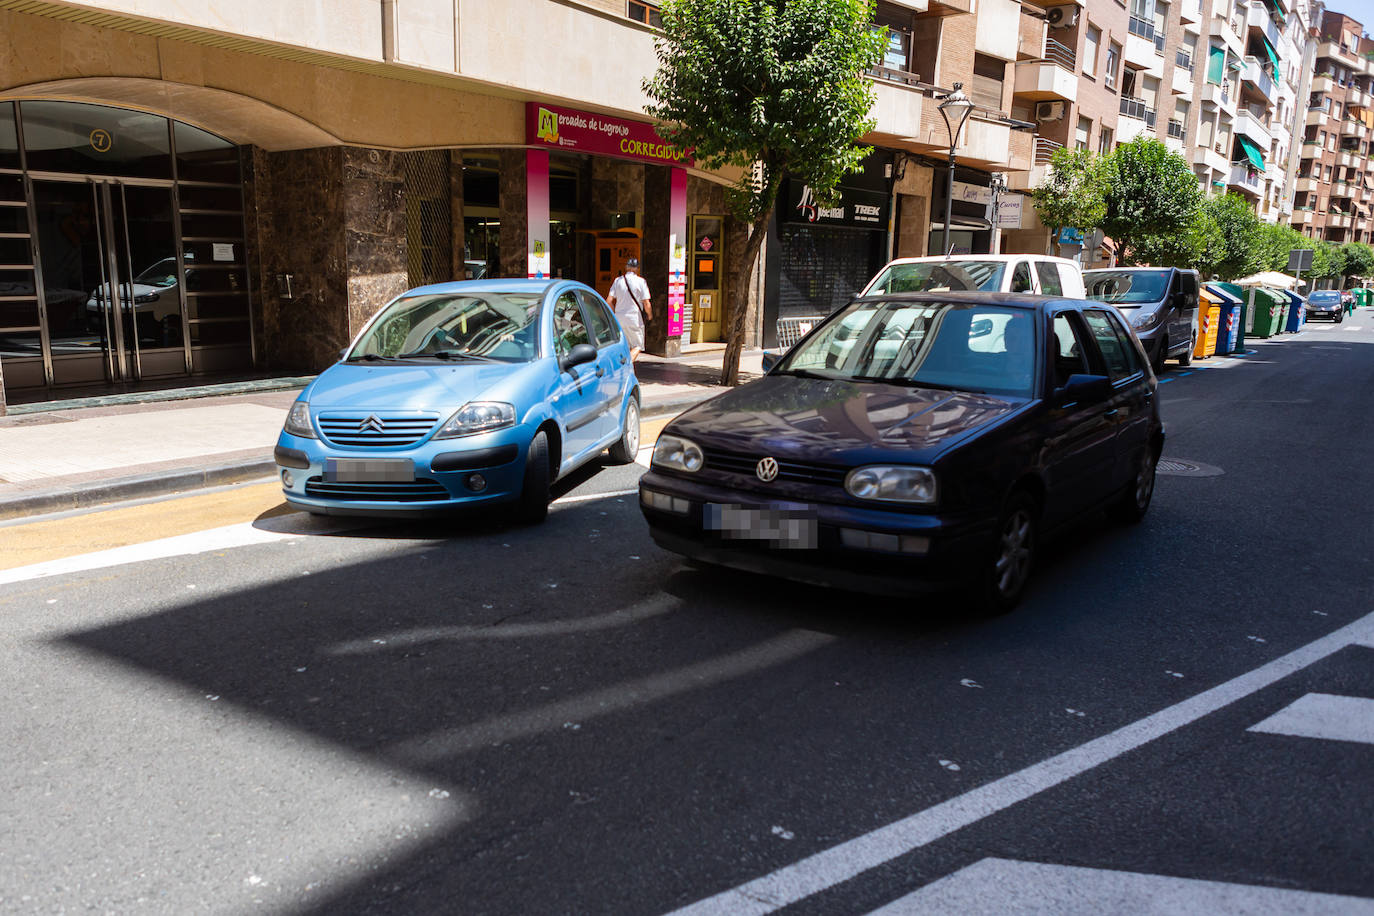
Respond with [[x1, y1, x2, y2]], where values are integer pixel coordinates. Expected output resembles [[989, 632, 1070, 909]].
[[0, 390, 722, 521], [0, 459, 278, 522]]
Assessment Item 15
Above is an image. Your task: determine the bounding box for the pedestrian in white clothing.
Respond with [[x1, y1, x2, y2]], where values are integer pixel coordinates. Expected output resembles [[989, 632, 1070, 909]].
[[607, 257, 652, 362]]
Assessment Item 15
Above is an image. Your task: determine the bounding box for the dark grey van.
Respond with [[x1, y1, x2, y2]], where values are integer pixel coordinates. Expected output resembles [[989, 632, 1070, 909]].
[[1083, 267, 1200, 373]]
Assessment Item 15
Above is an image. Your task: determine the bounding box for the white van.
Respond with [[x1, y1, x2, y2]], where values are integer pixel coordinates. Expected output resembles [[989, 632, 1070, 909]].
[[860, 254, 1087, 300]]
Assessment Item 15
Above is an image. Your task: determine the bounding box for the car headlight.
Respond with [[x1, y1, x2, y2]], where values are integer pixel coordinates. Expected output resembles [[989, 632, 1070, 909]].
[[845, 465, 937, 504], [433, 401, 516, 439], [1130, 309, 1164, 331], [283, 401, 316, 439], [652, 434, 704, 473]]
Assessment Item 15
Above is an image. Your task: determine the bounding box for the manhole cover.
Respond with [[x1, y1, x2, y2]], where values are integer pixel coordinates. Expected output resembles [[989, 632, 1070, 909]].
[[1157, 457, 1223, 477]]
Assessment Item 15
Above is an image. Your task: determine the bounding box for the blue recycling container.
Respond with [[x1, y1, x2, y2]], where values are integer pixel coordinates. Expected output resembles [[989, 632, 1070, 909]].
[[1283, 291, 1304, 332], [1206, 283, 1243, 354]]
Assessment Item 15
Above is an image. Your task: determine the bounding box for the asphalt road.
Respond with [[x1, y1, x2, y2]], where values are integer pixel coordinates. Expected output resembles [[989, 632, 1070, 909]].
[[2, 315, 1372, 915]]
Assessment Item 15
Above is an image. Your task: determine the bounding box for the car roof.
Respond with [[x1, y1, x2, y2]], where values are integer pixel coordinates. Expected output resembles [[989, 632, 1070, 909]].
[[400, 278, 565, 296], [1083, 266, 1179, 273], [855, 290, 1089, 311], [878, 254, 1079, 267]]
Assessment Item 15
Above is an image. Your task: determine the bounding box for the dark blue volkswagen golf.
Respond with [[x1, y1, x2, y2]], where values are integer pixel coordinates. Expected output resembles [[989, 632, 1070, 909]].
[[639, 292, 1164, 611]]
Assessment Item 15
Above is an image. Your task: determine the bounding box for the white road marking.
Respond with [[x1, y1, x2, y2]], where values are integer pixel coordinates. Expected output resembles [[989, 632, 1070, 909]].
[[668, 611, 1374, 915], [636, 443, 655, 469], [553, 487, 639, 505], [387, 629, 835, 765], [866, 858, 1374, 915], [1248, 693, 1374, 746]]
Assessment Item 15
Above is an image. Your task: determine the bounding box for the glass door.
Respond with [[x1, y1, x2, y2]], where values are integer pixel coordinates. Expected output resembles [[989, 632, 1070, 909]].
[[32, 179, 185, 387]]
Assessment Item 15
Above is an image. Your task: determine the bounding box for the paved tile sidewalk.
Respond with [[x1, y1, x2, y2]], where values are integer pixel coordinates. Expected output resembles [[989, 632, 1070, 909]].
[[0, 350, 760, 519]]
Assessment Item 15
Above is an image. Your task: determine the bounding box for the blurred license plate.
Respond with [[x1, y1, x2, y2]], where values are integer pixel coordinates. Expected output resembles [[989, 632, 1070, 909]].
[[325, 458, 414, 483], [704, 504, 818, 549]]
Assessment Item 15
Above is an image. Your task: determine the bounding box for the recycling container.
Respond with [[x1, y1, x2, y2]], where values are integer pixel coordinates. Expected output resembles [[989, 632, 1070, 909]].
[[1283, 291, 1304, 332], [1271, 288, 1290, 333], [1207, 283, 1244, 354], [1246, 287, 1281, 338], [1194, 294, 1221, 359]]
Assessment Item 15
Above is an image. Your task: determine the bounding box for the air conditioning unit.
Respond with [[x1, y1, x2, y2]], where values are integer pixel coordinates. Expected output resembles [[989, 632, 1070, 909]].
[[1046, 5, 1079, 29], [1036, 101, 1066, 122]]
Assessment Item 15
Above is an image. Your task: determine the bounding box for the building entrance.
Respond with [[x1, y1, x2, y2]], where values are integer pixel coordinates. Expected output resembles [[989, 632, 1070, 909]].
[[33, 178, 186, 387]]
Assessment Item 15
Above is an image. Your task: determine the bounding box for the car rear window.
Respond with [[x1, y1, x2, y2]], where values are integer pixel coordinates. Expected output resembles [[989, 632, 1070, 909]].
[[866, 261, 1007, 294]]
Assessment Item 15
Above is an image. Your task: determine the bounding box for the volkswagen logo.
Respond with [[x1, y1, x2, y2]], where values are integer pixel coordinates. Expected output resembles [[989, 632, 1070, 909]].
[[755, 456, 779, 482], [358, 414, 386, 433]]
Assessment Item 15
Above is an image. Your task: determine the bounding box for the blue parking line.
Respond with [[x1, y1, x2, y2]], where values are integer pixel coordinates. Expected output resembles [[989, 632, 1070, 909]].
[[1158, 377, 1175, 383], [1178, 370, 1194, 376]]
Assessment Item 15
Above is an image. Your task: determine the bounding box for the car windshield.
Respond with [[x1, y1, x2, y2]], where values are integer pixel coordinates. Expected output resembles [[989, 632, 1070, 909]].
[[1085, 270, 1170, 305], [865, 260, 1007, 294], [1308, 291, 1339, 302], [349, 292, 544, 362], [133, 258, 179, 288], [776, 300, 1036, 397]]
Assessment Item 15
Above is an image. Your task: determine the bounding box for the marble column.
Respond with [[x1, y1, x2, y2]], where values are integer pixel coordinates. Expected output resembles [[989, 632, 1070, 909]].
[[498, 150, 527, 279], [642, 164, 672, 357], [343, 147, 408, 335]]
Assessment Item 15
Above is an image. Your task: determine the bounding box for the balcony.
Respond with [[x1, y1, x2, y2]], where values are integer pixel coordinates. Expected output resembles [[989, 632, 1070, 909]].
[[1192, 144, 1229, 174], [1292, 209, 1313, 225], [1228, 161, 1264, 196], [1338, 150, 1357, 168], [1296, 176, 1320, 193], [1168, 119, 1186, 141], [1125, 18, 1160, 70], [1329, 211, 1353, 229], [1199, 80, 1237, 113], [1245, 2, 1281, 48], [1014, 40, 1078, 102], [1239, 57, 1277, 103], [1350, 87, 1373, 109], [1235, 108, 1271, 147], [1341, 118, 1370, 139], [870, 79, 925, 139], [1306, 106, 1333, 128], [1331, 180, 1353, 199], [1215, 14, 1245, 56], [1119, 95, 1158, 128], [1310, 73, 1337, 95], [1180, 0, 1203, 24], [1319, 41, 1360, 70], [1173, 63, 1195, 96]]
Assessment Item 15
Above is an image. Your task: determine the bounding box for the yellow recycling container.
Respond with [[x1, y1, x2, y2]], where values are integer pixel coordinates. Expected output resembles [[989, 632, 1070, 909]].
[[1194, 294, 1221, 360]]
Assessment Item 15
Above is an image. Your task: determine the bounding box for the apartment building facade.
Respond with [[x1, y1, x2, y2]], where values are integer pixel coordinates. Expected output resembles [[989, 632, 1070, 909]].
[[1291, 9, 1374, 244], [1003, 0, 1316, 257]]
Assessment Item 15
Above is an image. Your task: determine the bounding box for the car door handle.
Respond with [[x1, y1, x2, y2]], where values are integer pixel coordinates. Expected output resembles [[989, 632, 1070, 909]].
[[1103, 408, 1120, 418], [595, 367, 606, 378], [1143, 390, 1154, 400]]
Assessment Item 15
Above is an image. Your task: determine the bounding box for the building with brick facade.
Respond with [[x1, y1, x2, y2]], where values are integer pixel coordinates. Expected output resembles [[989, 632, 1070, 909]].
[[1291, 8, 1374, 244]]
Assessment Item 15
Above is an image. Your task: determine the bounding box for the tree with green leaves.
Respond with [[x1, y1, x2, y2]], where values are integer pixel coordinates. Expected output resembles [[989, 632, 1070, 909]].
[[1196, 193, 1266, 280], [643, 0, 886, 384], [1102, 138, 1202, 265], [1338, 241, 1374, 286], [1131, 208, 1221, 271], [1312, 241, 1345, 280], [1030, 147, 1108, 256]]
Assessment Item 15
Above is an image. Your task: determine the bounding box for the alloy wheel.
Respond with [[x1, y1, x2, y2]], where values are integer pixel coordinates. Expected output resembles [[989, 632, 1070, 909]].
[[995, 509, 1034, 596], [1135, 451, 1157, 510]]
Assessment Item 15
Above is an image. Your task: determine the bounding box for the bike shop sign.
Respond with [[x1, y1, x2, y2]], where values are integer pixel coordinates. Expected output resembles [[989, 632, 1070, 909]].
[[783, 180, 889, 228]]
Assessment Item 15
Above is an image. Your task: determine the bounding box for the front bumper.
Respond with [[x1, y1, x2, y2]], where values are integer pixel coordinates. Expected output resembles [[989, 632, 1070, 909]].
[[637, 470, 997, 597], [275, 425, 531, 517]]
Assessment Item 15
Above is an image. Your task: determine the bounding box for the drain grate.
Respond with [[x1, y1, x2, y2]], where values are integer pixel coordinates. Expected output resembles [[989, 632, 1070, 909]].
[[1157, 457, 1223, 478]]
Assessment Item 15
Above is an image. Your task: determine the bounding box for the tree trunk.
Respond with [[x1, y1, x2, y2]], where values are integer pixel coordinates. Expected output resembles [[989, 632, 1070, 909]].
[[718, 210, 771, 387]]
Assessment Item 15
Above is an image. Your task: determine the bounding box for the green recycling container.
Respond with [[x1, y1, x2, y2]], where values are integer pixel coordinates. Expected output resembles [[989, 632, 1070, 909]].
[[1246, 287, 1282, 338], [1270, 287, 1290, 333]]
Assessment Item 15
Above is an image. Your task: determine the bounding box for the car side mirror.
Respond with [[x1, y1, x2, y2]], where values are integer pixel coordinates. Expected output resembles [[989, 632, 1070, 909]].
[[1056, 373, 1112, 405], [559, 342, 598, 373]]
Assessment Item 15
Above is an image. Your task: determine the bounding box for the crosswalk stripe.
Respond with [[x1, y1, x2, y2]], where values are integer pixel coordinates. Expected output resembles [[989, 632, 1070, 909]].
[[1247, 693, 1374, 746], [866, 858, 1374, 915]]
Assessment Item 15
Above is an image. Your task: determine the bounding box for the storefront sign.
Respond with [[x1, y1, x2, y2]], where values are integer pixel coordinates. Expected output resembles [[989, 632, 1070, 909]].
[[996, 196, 1022, 229], [527, 102, 692, 167], [781, 180, 889, 228], [667, 168, 688, 338], [953, 180, 992, 205]]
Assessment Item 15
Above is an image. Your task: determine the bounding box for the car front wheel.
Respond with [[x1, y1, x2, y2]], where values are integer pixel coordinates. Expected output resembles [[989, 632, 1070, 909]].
[[1151, 336, 1167, 375], [513, 430, 552, 524], [975, 491, 1038, 614]]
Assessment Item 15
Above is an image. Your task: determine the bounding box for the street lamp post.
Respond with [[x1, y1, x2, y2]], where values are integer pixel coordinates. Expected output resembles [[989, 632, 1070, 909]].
[[938, 82, 975, 256]]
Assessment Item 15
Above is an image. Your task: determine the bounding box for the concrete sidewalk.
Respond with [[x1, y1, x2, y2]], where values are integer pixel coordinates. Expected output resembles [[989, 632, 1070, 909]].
[[0, 347, 760, 520]]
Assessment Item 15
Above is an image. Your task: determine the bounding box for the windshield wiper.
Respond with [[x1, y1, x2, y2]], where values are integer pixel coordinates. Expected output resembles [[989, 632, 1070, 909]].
[[344, 353, 383, 362], [851, 375, 961, 391], [394, 349, 494, 361], [773, 367, 841, 380]]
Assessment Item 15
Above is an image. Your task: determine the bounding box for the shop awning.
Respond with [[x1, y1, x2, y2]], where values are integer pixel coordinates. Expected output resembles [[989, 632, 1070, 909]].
[[1259, 0, 1287, 25], [1258, 33, 1280, 70], [1237, 134, 1266, 170]]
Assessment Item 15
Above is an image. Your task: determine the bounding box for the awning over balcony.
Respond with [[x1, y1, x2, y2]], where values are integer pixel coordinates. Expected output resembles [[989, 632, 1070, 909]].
[[1237, 134, 1266, 169], [1259, 0, 1286, 25], [1257, 34, 1280, 70]]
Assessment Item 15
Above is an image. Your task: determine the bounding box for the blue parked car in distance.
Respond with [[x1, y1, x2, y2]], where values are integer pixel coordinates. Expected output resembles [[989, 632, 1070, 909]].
[[275, 279, 640, 522]]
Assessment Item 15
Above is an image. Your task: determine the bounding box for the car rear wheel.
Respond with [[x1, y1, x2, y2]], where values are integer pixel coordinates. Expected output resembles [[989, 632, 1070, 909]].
[[1110, 447, 1157, 524], [607, 397, 640, 464], [513, 430, 551, 524], [975, 492, 1038, 614]]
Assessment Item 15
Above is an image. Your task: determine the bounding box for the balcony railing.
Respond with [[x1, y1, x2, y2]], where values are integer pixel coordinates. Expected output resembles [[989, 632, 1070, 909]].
[[1154, 31, 1166, 55], [1033, 136, 1065, 165], [1176, 50, 1194, 71], [1168, 119, 1186, 139], [1128, 16, 1155, 40], [1120, 96, 1158, 127], [1044, 37, 1075, 71]]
